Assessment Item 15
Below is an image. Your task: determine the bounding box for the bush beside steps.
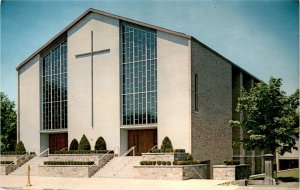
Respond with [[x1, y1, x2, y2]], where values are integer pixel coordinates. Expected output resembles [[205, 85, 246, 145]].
[[53, 150, 114, 154], [44, 161, 94, 165]]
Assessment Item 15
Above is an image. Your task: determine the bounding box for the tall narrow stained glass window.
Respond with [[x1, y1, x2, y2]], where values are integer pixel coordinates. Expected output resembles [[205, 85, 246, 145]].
[[42, 41, 67, 130], [122, 23, 157, 125]]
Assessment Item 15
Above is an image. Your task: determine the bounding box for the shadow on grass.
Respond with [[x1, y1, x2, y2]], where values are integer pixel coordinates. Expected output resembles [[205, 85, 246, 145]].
[[277, 177, 299, 182]]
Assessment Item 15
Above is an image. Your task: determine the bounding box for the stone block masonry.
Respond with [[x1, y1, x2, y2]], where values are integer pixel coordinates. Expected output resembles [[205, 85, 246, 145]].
[[134, 164, 207, 180], [213, 164, 250, 180], [142, 153, 188, 162], [48, 154, 114, 167], [38, 165, 99, 177]]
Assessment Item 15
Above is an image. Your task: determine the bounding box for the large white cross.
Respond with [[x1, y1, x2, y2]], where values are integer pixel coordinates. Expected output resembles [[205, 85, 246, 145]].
[[75, 31, 110, 128]]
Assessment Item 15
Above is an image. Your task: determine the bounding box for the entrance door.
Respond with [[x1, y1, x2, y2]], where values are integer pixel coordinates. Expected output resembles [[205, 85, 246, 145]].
[[128, 129, 157, 156], [49, 133, 68, 154]]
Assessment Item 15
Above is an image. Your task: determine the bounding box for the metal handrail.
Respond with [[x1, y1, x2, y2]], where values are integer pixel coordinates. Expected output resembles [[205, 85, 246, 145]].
[[121, 146, 136, 157], [59, 147, 67, 151], [150, 145, 158, 150], [191, 166, 203, 179], [113, 146, 136, 176], [38, 148, 50, 157], [89, 146, 119, 168]]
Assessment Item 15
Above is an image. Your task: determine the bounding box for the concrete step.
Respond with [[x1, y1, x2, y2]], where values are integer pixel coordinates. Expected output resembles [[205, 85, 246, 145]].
[[92, 156, 142, 178], [10, 157, 48, 176]]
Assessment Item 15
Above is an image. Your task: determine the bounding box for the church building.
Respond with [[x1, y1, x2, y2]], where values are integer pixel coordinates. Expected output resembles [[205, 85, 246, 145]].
[[16, 8, 259, 168]]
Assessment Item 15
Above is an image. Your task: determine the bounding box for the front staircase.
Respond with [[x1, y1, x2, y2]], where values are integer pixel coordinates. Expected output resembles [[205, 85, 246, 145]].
[[92, 156, 142, 178], [10, 156, 48, 176]]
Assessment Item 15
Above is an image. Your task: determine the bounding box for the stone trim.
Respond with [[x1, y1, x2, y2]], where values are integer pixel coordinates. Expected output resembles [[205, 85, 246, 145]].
[[134, 164, 207, 180]]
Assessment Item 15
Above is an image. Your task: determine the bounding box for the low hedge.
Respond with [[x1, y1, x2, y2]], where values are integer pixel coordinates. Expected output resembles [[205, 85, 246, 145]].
[[44, 161, 94, 165], [224, 160, 240, 165], [0, 161, 14, 165], [174, 149, 186, 153], [148, 149, 186, 153], [1, 151, 36, 155], [173, 160, 201, 165], [53, 150, 114, 154], [140, 161, 171, 166], [140, 161, 157, 165], [148, 149, 173, 153]]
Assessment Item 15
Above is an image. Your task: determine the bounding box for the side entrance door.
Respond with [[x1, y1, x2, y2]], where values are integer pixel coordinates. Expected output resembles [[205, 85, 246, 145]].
[[128, 129, 157, 156], [49, 133, 68, 154]]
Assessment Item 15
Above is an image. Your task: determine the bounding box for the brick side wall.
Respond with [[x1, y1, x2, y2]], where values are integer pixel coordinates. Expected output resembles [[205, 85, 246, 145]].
[[191, 40, 233, 174]]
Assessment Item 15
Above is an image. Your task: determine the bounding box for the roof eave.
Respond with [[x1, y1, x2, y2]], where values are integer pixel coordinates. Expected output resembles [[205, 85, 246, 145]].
[[16, 8, 191, 71]]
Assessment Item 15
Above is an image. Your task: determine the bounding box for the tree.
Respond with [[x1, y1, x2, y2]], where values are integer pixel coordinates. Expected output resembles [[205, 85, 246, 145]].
[[16, 141, 26, 152], [161, 136, 173, 152], [230, 77, 299, 157], [95, 137, 107, 150], [0, 92, 17, 152], [78, 134, 91, 150], [69, 139, 78, 150]]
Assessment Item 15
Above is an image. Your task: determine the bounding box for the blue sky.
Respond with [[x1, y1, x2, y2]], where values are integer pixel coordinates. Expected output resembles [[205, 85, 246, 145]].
[[1, 0, 299, 101]]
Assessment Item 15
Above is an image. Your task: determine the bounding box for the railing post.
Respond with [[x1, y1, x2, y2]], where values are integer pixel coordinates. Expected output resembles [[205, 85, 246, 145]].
[[26, 164, 32, 186]]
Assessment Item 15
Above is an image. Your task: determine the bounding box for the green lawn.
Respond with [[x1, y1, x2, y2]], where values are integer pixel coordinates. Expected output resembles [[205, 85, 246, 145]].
[[277, 168, 299, 182]]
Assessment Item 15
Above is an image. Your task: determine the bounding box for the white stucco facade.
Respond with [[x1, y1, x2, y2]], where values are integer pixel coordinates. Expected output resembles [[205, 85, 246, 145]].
[[67, 13, 120, 151], [19, 55, 41, 153], [18, 11, 193, 155], [157, 32, 191, 152]]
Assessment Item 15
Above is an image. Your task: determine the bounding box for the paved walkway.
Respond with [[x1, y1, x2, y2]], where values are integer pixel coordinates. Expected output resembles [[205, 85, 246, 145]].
[[0, 176, 234, 190], [0, 176, 299, 190]]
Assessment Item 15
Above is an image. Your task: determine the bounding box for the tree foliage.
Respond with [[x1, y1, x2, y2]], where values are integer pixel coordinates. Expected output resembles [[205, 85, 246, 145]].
[[78, 134, 91, 150], [16, 141, 26, 152], [230, 77, 299, 155], [94, 137, 107, 150], [0, 92, 17, 152], [161, 136, 173, 152], [69, 139, 78, 150]]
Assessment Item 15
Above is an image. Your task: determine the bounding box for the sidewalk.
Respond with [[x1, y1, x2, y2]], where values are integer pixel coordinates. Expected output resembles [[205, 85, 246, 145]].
[[0, 176, 299, 190], [0, 176, 236, 190]]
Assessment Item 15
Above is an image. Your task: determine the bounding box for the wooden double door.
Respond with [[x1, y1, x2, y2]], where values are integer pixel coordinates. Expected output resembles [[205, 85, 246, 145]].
[[128, 129, 157, 156], [49, 133, 68, 154]]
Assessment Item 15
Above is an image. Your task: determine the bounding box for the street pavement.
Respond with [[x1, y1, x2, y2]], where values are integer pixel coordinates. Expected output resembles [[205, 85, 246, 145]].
[[0, 176, 299, 190]]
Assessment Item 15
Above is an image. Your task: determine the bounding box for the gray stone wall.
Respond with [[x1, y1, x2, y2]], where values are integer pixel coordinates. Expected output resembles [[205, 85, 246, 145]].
[[213, 164, 250, 180], [134, 164, 207, 180], [48, 154, 113, 167], [0, 165, 17, 175], [38, 165, 99, 177], [142, 153, 188, 162], [191, 39, 233, 177]]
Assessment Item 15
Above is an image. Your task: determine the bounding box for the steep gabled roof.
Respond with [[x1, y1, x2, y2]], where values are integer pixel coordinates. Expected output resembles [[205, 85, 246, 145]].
[[16, 8, 191, 71], [16, 8, 260, 82]]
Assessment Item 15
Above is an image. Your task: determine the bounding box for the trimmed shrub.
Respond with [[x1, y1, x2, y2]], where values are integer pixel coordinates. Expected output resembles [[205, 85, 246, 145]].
[[186, 154, 193, 161], [224, 160, 240, 165], [161, 161, 166, 165], [44, 161, 94, 165], [94, 137, 107, 150], [16, 141, 26, 152], [174, 149, 185, 153], [166, 161, 171, 165], [0, 161, 14, 165], [173, 160, 201, 165], [160, 136, 173, 152], [78, 135, 91, 150], [54, 150, 113, 154], [157, 161, 162, 165], [69, 139, 78, 150]]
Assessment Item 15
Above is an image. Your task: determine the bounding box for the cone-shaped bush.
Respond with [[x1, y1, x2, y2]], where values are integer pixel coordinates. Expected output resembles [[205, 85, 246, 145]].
[[69, 139, 79, 150], [78, 135, 91, 150], [94, 137, 107, 150], [160, 136, 173, 152], [16, 141, 26, 152]]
